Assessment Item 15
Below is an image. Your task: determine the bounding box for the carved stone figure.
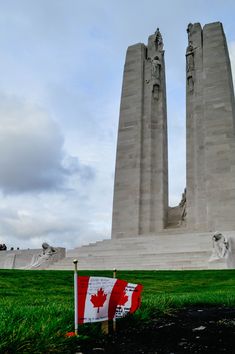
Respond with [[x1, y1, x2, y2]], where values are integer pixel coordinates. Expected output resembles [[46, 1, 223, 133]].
[[213, 232, 229, 258], [154, 28, 163, 51], [209, 231, 231, 268], [41, 242, 56, 256], [28, 242, 58, 268], [187, 75, 194, 92], [151, 56, 161, 99], [186, 42, 194, 72], [209, 231, 229, 261], [152, 84, 160, 100], [187, 23, 193, 41], [179, 188, 187, 224], [186, 42, 194, 93], [209, 232, 235, 269], [151, 56, 161, 80]]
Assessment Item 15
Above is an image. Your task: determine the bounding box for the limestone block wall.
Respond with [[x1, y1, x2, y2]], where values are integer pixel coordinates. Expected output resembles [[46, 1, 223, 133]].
[[0, 249, 40, 269], [139, 33, 168, 234], [186, 22, 235, 232], [112, 30, 168, 239], [111, 43, 145, 239], [203, 23, 235, 231], [186, 23, 207, 231], [112, 22, 235, 239]]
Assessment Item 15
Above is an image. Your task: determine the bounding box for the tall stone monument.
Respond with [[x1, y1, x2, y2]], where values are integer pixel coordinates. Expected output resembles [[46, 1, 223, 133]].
[[112, 29, 168, 239], [186, 22, 235, 232], [47, 22, 235, 271], [112, 22, 235, 239], [3, 22, 235, 271]]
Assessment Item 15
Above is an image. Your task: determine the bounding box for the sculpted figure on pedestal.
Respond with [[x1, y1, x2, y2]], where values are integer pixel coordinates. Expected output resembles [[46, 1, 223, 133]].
[[187, 23, 193, 41], [154, 28, 163, 51], [186, 42, 194, 72], [179, 188, 187, 224], [152, 56, 161, 80], [151, 55, 161, 99], [186, 41, 194, 93]]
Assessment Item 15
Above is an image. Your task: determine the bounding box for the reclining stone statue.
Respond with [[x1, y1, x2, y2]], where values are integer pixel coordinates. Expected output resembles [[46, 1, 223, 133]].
[[209, 231, 235, 269], [25, 242, 59, 269]]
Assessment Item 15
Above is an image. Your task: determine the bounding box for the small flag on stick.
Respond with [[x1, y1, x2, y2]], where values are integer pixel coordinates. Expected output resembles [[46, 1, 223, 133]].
[[73, 259, 78, 335], [75, 275, 143, 324]]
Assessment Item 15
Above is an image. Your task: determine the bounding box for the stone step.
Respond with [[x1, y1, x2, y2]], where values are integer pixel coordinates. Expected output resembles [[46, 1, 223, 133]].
[[42, 231, 233, 271], [73, 232, 215, 249], [79, 232, 212, 244], [47, 252, 220, 270], [48, 260, 225, 271], [68, 244, 211, 256], [69, 234, 213, 253], [78, 240, 211, 248], [64, 251, 210, 262], [68, 245, 212, 257]]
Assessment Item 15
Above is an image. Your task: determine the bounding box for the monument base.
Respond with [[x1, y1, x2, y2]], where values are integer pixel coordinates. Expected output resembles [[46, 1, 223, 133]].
[[46, 231, 235, 270], [2, 231, 234, 270]]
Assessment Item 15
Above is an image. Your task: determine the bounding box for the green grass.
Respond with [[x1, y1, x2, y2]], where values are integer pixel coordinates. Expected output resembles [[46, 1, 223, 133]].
[[0, 269, 235, 353]]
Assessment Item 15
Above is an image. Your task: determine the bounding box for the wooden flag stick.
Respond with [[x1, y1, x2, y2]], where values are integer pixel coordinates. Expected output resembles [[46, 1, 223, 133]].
[[73, 259, 78, 335], [113, 268, 117, 279], [101, 268, 118, 334], [101, 319, 109, 334]]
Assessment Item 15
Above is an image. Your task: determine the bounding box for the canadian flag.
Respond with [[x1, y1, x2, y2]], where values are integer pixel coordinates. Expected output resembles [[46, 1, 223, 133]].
[[77, 276, 143, 324]]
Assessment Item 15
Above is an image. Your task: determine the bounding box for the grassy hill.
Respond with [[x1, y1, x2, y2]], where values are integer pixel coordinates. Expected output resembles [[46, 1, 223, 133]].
[[0, 269, 235, 353]]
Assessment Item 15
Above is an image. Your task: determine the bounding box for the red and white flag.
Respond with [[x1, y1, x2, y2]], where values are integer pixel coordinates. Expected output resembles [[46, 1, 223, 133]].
[[77, 276, 143, 324]]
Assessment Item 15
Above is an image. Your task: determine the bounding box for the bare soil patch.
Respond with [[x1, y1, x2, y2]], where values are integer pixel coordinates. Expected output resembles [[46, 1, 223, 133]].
[[81, 306, 235, 353]]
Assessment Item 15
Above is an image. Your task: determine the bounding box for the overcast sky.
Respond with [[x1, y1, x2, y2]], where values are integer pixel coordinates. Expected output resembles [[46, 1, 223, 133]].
[[0, 0, 235, 250]]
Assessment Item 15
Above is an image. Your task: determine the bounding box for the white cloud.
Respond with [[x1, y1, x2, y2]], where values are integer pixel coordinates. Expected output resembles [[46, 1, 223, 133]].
[[0, 191, 111, 250], [0, 93, 102, 250], [0, 93, 94, 194]]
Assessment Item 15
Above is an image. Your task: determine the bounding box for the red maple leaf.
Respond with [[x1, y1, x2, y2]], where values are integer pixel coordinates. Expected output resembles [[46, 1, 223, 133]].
[[90, 288, 107, 313], [118, 291, 128, 306]]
